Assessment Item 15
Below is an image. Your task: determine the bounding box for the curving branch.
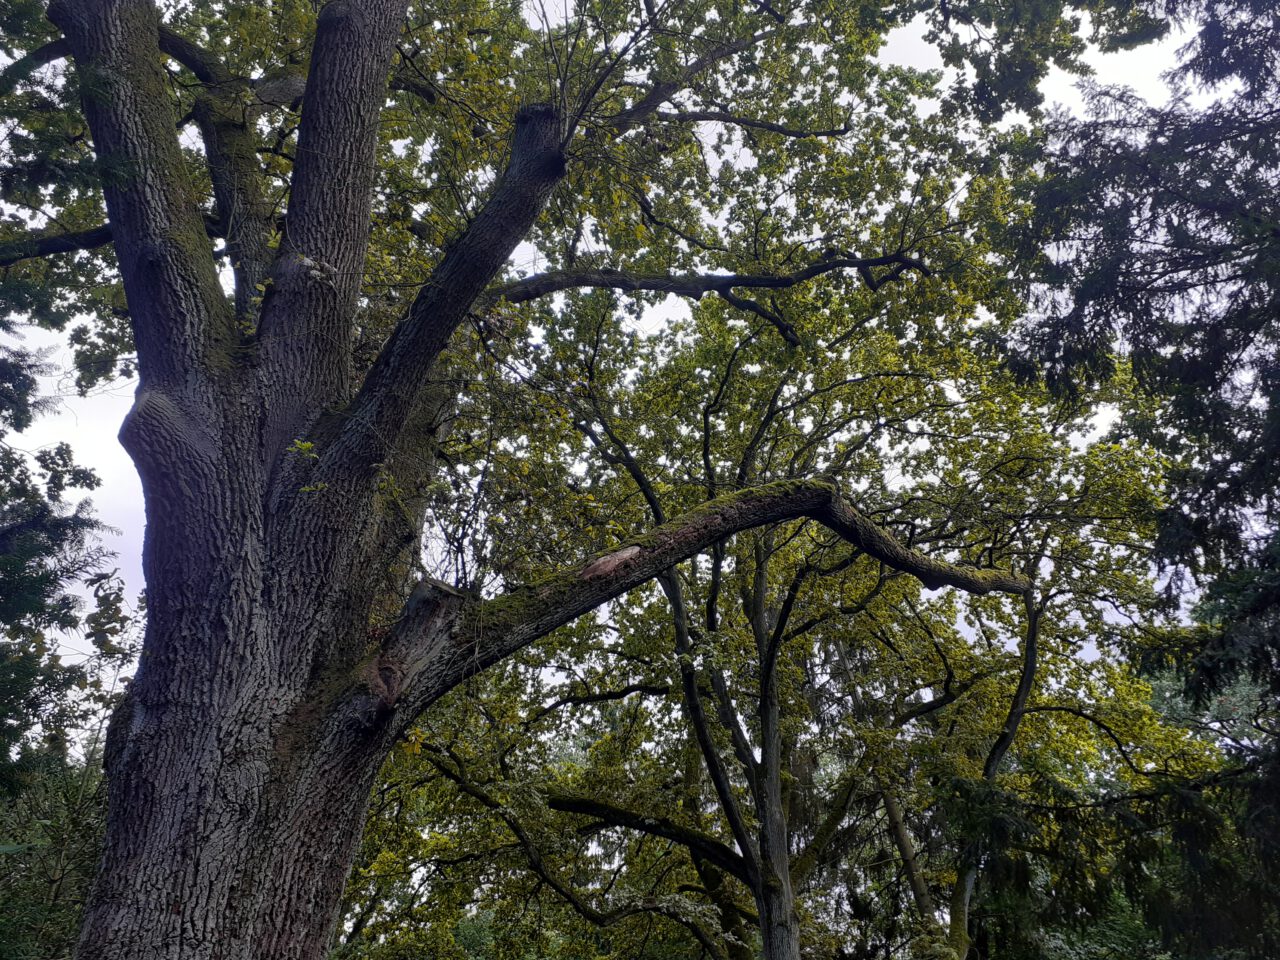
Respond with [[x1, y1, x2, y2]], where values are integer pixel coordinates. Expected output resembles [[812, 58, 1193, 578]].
[[405, 478, 1031, 708], [425, 749, 730, 960], [526, 682, 669, 728], [952, 588, 1043, 958], [544, 791, 752, 885], [982, 590, 1042, 780], [157, 23, 233, 84], [486, 253, 929, 345], [490, 253, 931, 306], [1019, 704, 1159, 780]]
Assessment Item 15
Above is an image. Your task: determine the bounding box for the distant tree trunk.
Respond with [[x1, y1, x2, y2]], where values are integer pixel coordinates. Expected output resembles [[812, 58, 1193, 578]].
[[756, 592, 803, 960], [756, 861, 803, 960]]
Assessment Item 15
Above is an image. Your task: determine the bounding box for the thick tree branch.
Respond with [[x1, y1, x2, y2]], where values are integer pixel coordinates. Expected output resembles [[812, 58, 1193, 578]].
[[0, 38, 70, 96], [412, 479, 1030, 706], [327, 104, 565, 471], [257, 0, 409, 406], [156, 24, 233, 84], [0, 223, 113, 267]]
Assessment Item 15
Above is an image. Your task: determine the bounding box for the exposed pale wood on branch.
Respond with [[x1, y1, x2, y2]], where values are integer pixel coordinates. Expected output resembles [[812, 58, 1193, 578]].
[[403, 478, 1031, 708]]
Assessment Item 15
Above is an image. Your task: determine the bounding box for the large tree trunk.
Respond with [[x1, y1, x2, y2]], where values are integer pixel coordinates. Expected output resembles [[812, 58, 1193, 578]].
[[81, 686, 387, 960], [74, 470, 466, 960]]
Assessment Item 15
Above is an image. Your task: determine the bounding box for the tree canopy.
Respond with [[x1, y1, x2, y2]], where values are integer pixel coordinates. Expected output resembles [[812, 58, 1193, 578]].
[[0, 0, 1276, 959]]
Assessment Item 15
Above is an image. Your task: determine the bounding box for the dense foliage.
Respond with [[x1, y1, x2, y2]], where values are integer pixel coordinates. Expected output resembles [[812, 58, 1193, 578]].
[[0, 0, 1276, 958], [0, 328, 131, 960]]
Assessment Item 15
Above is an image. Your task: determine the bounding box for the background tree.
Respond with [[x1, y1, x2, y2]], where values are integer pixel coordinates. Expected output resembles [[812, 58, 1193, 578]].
[[0, 323, 133, 960], [1014, 2, 1280, 953], [0, 323, 131, 790]]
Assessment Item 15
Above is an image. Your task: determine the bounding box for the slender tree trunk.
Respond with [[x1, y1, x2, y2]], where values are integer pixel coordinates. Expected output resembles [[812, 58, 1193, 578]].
[[756, 595, 802, 960], [755, 860, 802, 960], [948, 864, 977, 960]]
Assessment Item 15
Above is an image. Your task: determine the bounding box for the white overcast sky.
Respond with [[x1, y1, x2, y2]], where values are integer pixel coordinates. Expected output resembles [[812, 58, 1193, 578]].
[[5, 18, 1183, 622]]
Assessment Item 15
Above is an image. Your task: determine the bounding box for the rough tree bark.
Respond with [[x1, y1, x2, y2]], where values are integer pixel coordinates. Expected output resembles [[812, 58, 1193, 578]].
[[27, 2, 1034, 958]]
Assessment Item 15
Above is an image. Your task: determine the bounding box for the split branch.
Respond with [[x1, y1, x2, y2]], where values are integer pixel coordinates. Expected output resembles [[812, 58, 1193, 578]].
[[490, 254, 931, 306], [653, 108, 851, 139], [486, 253, 929, 344]]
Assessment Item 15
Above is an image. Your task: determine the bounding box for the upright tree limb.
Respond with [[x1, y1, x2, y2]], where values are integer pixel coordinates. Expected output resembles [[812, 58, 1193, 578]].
[[329, 104, 566, 471], [156, 26, 276, 321], [48, 0, 231, 390], [881, 788, 936, 918], [662, 571, 763, 884], [258, 0, 409, 406], [950, 588, 1043, 959], [789, 767, 860, 885]]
